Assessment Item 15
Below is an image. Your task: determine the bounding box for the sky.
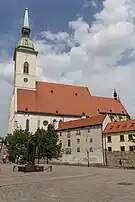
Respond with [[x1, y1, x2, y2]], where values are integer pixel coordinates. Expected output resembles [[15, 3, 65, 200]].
[[0, 0, 135, 136]]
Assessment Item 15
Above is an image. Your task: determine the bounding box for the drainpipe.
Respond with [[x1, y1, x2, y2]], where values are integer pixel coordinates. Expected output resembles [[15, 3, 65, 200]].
[[104, 135, 107, 166], [86, 149, 90, 167], [101, 125, 107, 166]]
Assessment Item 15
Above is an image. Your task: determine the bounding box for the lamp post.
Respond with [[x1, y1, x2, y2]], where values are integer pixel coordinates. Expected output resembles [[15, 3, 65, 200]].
[[86, 149, 90, 167]]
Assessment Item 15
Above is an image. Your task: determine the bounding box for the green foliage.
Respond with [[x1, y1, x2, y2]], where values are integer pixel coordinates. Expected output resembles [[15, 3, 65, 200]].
[[40, 124, 62, 163], [6, 125, 62, 164], [6, 129, 31, 163]]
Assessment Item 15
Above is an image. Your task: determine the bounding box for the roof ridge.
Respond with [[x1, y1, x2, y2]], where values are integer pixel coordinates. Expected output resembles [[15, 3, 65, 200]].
[[59, 114, 105, 124], [36, 81, 88, 88], [92, 95, 115, 100]]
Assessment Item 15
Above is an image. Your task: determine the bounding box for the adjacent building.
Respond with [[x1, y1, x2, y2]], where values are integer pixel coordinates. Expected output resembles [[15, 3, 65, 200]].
[[103, 119, 135, 152], [8, 9, 130, 135], [57, 115, 111, 165], [103, 120, 135, 167]]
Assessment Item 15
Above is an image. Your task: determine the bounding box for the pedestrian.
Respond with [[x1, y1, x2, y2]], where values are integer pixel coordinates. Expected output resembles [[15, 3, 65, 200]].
[[5, 151, 9, 163], [2, 154, 6, 163]]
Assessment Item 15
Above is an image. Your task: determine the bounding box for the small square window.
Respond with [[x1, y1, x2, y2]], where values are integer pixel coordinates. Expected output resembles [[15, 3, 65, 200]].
[[107, 136, 111, 142], [77, 139, 80, 144], [108, 147, 112, 152], [68, 139, 71, 147], [120, 135, 124, 142], [90, 138, 93, 143], [65, 148, 71, 154], [129, 146, 134, 152], [76, 130, 81, 135], [89, 147, 93, 152], [59, 140, 62, 146], [120, 146, 125, 152], [67, 131, 71, 138], [128, 134, 133, 141], [77, 147, 80, 152]]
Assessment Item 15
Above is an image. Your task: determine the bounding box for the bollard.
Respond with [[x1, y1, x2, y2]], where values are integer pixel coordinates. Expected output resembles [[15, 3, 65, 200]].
[[50, 165, 52, 172], [13, 165, 16, 171]]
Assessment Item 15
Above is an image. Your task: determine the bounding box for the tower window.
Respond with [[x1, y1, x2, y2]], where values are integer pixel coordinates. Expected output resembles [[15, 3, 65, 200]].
[[23, 61, 29, 74], [25, 39, 28, 46]]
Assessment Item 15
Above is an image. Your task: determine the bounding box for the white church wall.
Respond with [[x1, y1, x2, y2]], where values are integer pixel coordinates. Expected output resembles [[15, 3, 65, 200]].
[[15, 113, 80, 133]]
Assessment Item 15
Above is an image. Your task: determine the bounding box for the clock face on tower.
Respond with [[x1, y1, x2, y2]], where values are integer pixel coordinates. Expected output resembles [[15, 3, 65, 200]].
[[24, 78, 28, 83]]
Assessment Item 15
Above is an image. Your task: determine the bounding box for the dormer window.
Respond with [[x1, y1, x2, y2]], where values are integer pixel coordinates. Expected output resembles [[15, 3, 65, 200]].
[[23, 61, 29, 74], [116, 124, 120, 128]]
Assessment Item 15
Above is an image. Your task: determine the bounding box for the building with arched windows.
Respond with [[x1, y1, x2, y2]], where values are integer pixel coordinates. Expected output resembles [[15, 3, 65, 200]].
[[8, 9, 130, 134]]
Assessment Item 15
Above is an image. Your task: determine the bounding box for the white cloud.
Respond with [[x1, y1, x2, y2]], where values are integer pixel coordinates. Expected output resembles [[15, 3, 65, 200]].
[[35, 0, 135, 118], [1, 0, 135, 135], [83, 0, 97, 8]]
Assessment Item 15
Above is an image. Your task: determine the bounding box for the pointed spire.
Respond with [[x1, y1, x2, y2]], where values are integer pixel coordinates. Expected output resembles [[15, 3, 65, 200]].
[[113, 89, 118, 100], [23, 8, 30, 28], [22, 8, 31, 37], [117, 94, 121, 102]]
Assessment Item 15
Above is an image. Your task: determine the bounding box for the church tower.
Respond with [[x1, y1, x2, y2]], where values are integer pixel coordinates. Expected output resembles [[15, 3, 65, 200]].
[[13, 8, 38, 91]]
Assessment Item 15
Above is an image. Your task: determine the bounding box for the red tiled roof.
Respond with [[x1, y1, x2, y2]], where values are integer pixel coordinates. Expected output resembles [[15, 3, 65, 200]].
[[57, 115, 106, 131], [17, 89, 37, 112], [90, 96, 128, 115], [17, 81, 97, 116], [17, 81, 129, 117], [103, 119, 135, 134]]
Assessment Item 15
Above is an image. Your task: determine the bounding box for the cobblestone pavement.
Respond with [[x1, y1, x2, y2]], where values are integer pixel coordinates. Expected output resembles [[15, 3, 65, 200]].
[[0, 164, 135, 201]]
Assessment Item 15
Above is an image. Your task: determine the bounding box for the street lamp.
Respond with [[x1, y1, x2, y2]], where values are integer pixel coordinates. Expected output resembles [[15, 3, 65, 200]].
[[86, 149, 90, 167]]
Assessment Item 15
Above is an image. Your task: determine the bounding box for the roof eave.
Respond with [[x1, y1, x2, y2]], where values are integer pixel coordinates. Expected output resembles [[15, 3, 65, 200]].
[[57, 123, 102, 132]]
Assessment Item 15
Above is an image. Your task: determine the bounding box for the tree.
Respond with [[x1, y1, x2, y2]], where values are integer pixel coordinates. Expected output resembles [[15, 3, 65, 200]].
[[6, 129, 31, 164], [39, 125, 62, 164], [34, 128, 45, 164]]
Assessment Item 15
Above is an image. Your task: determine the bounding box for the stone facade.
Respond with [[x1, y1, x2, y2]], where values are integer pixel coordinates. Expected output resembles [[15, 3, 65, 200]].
[[106, 151, 135, 167]]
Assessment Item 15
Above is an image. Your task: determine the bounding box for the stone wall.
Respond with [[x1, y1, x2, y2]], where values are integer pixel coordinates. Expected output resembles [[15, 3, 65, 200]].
[[106, 151, 135, 167]]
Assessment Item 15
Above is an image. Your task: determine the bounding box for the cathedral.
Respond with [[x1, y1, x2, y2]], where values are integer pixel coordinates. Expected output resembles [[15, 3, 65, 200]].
[[8, 9, 130, 134]]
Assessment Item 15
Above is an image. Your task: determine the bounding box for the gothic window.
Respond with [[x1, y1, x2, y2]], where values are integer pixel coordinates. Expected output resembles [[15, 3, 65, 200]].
[[23, 61, 29, 74], [26, 119, 29, 131]]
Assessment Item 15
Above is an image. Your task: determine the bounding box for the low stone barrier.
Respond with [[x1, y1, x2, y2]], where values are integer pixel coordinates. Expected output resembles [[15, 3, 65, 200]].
[[106, 151, 135, 168]]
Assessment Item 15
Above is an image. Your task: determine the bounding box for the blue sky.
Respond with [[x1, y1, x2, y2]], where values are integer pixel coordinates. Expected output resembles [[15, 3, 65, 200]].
[[0, 0, 102, 53], [1, 0, 135, 136]]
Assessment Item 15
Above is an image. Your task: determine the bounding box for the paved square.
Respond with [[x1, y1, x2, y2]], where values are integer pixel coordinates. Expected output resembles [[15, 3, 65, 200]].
[[0, 164, 135, 201]]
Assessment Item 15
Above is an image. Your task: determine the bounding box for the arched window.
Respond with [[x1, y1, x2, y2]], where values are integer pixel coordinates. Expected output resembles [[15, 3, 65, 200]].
[[53, 119, 57, 129], [23, 61, 29, 74], [26, 119, 29, 131]]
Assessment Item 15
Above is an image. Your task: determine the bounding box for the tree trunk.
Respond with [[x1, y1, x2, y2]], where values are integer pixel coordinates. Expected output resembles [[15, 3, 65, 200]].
[[16, 156, 19, 165]]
